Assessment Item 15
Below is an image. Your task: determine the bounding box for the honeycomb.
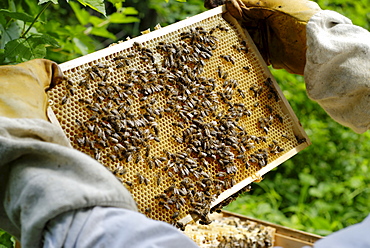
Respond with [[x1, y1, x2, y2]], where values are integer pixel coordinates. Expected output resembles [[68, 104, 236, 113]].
[[47, 6, 309, 227], [184, 214, 275, 247]]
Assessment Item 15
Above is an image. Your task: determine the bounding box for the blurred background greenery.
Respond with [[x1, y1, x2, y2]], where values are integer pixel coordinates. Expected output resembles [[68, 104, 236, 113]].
[[0, 0, 369, 246]]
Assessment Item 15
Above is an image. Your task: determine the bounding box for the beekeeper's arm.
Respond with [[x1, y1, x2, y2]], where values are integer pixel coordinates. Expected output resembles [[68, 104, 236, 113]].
[[205, 0, 370, 134], [0, 59, 198, 248]]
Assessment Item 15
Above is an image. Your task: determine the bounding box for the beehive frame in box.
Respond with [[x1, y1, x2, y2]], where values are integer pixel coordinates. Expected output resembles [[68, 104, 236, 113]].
[[47, 6, 310, 227]]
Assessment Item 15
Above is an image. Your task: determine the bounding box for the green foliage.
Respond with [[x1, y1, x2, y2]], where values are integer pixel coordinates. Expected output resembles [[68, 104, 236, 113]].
[[149, 0, 206, 25], [0, 0, 205, 64], [76, 0, 106, 16], [0, 231, 14, 248], [0, 0, 140, 64]]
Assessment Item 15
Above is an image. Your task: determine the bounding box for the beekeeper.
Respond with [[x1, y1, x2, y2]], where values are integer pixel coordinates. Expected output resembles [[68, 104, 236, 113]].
[[0, 0, 369, 247], [0, 60, 199, 247], [205, 0, 370, 247]]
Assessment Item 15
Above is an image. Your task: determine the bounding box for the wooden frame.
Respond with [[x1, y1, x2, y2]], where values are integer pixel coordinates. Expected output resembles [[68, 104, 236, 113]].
[[47, 5, 310, 226]]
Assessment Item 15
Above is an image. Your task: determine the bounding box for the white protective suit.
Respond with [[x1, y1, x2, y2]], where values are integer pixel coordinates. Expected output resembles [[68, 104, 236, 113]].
[[304, 9, 370, 248], [0, 117, 199, 248], [0, 8, 369, 248], [305, 10, 370, 134]]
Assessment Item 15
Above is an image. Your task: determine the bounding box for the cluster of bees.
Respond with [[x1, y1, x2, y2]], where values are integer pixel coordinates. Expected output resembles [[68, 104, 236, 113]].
[[185, 216, 274, 248], [52, 15, 302, 229]]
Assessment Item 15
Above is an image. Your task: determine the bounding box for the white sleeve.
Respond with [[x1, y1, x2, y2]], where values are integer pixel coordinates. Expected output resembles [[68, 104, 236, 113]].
[[314, 214, 370, 248], [304, 10, 370, 133], [0, 117, 138, 247], [43, 206, 199, 248]]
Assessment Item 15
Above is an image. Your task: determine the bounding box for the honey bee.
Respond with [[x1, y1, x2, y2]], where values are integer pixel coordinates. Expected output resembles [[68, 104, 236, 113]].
[[61, 93, 69, 105], [253, 175, 263, 183], [76, 137, 85, 147], [220, 55, 235, 64], [243, 66, 250, 72], [265, 104, 274, 113], [171, 211, 180, 219], [275, 113, 284, 123], [156, 174, 161, 186], [282, 134, 291, 140], [125, 181, 133, 187]]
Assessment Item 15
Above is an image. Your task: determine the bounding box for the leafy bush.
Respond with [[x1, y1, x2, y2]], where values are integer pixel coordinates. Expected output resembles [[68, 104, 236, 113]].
[[0, 0, 140, 64]]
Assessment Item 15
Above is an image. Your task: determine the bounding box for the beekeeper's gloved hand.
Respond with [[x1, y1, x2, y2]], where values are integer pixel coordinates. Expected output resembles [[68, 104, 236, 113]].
[[0, 59, 63, 121], [205, 0, 321, 75], [206, 0, 370, 133]]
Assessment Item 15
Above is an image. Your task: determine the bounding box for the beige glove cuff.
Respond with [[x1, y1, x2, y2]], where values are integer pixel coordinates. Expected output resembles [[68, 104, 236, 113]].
[[0, 59, 63, 120], [223, 0, 321, 75], [304, 10, 370, 133]]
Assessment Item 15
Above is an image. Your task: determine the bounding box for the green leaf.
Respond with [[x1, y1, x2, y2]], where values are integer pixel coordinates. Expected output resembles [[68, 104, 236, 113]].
[[109, 13, 139, 24], [121, 7, 138, 15], [107, 0, 125, 5], [0, 9, 34, 22], [24, 0, 43, 16], [76, 0, 106, 16], [72, 37, 88, 55], [0, 15, 5, 26], [0, 230, 14, 248], [90, 27, 116, 40], [0, 21, 22, 49], [69, 1, 90, 25], [107, 0, 123, 9], [299, 173, 317, 186], [3, 35, 55, 63], [30, 34, 60, 47], [89, 15, 105, 27], [348, 176, 363, 188], [0, 49, 5, 65]]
